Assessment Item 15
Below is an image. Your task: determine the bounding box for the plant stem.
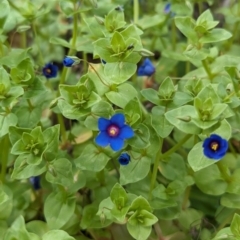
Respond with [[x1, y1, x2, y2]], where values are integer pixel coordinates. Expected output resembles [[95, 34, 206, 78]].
[[161, 134, 192, 159], [165, 137, 188, 158], [57, 2, 79, 142], [0, 135, 9, 184], [32, 22, 44, 65], [133, 0, 139, 24], [182, 186, 191, 210], [149, 138, 163, 200], [201, 59, 213, 81], [171, 19, 176, 51], [57, 113, 67, 143], [59, 2, 78, 87]]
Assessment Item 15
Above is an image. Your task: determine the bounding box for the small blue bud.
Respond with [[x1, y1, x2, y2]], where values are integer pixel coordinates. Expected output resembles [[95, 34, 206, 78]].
[[118, 153, 131, 165], [63, 57, 75, 67]]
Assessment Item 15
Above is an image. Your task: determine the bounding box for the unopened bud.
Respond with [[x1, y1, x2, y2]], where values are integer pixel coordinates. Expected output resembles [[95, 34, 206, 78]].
[[94, 15, 104, 25], [177, 116, 191, 122], [138, 48, 155, 57]]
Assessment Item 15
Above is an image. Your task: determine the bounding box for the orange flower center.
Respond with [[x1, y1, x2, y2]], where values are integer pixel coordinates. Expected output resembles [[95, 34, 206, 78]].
[[210, 142, 219, 151]]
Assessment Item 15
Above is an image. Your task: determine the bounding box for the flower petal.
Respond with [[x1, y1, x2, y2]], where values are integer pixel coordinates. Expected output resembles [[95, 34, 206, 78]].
[[119, 125, 134, 139], [95, 131, 110, 147], [110, 137, 124, 151], [98, 117, 110, 131], [110, 113, 125, 127]]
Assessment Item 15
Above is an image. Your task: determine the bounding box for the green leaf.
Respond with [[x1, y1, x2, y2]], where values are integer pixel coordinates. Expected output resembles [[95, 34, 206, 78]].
[[221, 193, 240, 209], [129, 196, 152, 212], [81, 203, 112, 229], [159, 153, 187, 180], [111, 31, 126, 53], [230, 213, 240, 237], [212, 227, 235, 240], [188, 142, 217, 172], [11, 155, 47, 179], [46, 158, 73, 187], [200, 29, 232, 43], [104, 62, 137, 84], [91, 101, 114, 118], [75, 144, 110, 172], [141, 88, 160, 105], [128, 123, 150, 149], [127, 223, 152, 240], [175, 17, 198, 42], [104, 7, 126, 32], [120, 154, 151, 185], [136, 14, 165, 29], [194, 164, 228, 195], [165, 105, 201, 134], [14, 106, 41, 128], [26, 220, 49, 238], [44, 190, 76, 229], [0, 113, 18, 138], [151, 107, 174, 138], [128, 209, 158, 227], [158, 77, 175, 99], [110, 183, 128, 207], [105, 83, 138, 108], [42, 230, 75, 240], [50, 37, 72, 49], [43, 125, 60, 160]]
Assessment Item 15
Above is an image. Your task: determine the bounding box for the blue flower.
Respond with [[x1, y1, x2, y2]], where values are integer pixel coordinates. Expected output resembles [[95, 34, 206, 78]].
[[203, 134, 228, 160], [42, 63, 58, 78], [63, 57, 75, 67], [29, 176, 41, 190], [164, 3, 171, 14], [137, 58, 155, 77], [118, 153, 130, 165], [95, 113, 134, 151]]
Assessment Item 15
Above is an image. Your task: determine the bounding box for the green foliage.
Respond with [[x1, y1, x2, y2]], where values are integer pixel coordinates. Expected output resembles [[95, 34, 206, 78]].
[[0, 1, 240, 240]]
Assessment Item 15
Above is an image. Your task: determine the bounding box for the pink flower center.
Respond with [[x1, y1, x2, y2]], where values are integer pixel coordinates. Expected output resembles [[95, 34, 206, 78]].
[[107, 125, 120, 137]]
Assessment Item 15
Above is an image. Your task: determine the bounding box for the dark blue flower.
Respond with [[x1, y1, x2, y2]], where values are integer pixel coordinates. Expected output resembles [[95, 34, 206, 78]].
[[202, 134, 228, 160], [164, 3, 171, 14], [118, 153, 130, 165], [42, 63, 58, 78], [137, 58, 155, 77], [63, 57, 75, 67], [29, 176, 41, 190], [95, 113, 134, 151]]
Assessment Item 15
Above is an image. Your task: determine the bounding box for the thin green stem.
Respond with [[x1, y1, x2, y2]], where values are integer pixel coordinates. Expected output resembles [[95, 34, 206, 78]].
[[59, 2, 78, 87], [165, 137, 188, 158], [149, 138, 163, 200], [57, 2, 79, 142], [32, 22, 44, 65], [201, 59, 214, 81], [0, 135, 9, 184], [182, 186, 191, 210], [161, 134, 192, 159], [133, 0, 139, 23], [57, 114, 67, 143], [21, 31, 27, 49], [171, 20, 176, 51]]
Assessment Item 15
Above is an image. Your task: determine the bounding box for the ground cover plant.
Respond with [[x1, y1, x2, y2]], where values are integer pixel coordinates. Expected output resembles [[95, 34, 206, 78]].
[[0, 0, 240, 239]]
